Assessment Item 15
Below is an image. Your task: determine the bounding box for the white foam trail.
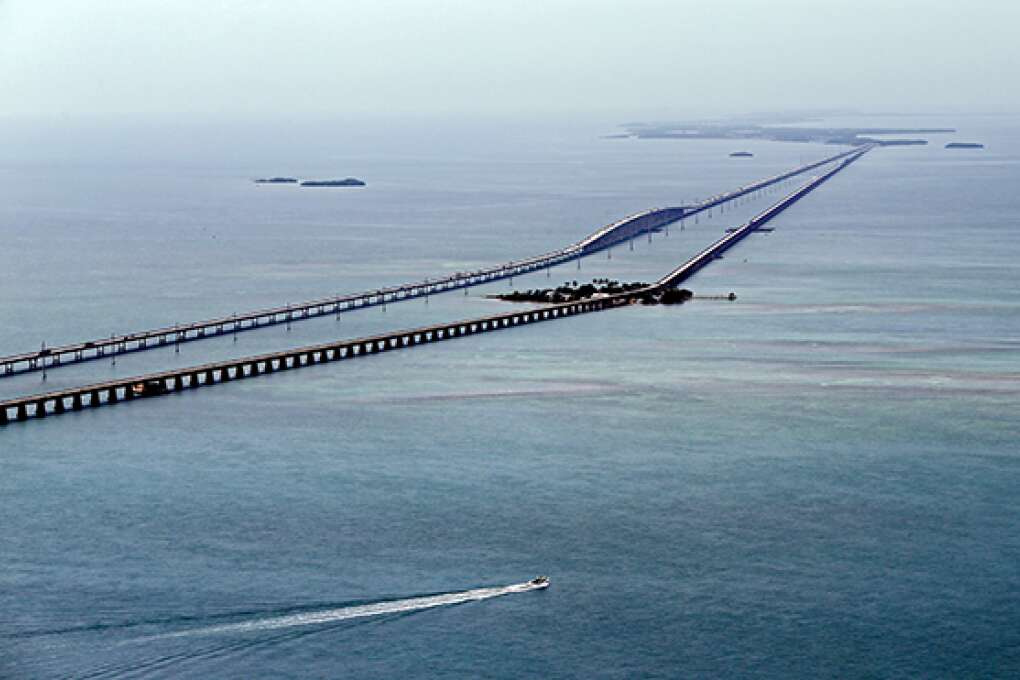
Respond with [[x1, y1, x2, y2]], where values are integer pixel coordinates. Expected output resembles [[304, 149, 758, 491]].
[[157, 581, 544, 638]]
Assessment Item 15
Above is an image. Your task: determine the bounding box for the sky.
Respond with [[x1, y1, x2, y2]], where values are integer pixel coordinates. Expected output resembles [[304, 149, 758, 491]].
[[2, 0, 1018, 120]]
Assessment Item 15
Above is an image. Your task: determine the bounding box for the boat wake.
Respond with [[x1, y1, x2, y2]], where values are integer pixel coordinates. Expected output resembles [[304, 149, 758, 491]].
[[35, 581, 548, 679], [150, 579, 546, 640]]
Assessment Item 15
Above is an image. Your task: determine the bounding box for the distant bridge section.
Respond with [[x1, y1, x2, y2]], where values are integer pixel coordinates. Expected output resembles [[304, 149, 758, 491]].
[[573, 145, 863, 254], [574, 207, 687, 253], [652, 145, 872, 289]]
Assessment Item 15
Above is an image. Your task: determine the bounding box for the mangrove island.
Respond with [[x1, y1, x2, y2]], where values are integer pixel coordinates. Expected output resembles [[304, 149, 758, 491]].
[[489, 278, 695, 306]]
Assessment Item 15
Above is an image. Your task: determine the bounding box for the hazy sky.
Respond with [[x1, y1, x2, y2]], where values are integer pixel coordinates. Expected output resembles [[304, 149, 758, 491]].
[[2, 0, 1018, 119]]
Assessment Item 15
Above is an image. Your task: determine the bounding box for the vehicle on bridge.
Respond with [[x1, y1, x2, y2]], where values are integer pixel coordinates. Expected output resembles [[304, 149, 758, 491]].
[[132, 380, 167, 398]]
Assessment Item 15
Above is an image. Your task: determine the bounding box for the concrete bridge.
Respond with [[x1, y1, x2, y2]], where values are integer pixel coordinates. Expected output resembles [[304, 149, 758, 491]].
[[0, 146, 864, 380], [0, 298, 621, 425], [574, 146, 862, 253], [0, 145, 870, 426], [652, 146, 871, 289]]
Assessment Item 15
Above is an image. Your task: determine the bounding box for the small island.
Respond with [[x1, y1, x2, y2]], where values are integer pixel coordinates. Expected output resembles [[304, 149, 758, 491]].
[[945, 142, 984, 149], [488, 278, 694, 306], [254, 177, 298, 184], [729, 151, 754, 157], [300, 177, 366, 187]]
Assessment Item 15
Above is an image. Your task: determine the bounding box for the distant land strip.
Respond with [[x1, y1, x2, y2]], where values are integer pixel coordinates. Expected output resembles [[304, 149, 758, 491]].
[[0, 148, 862, 380], [0, 146, 870, 426], [621, 120, 954, 146]]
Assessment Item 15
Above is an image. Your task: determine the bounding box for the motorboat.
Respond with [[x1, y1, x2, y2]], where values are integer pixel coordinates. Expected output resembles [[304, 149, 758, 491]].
[[529, 576, 550, 589]]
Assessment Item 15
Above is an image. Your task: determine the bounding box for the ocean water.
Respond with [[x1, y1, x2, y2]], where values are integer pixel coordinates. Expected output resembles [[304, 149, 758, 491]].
[[1, 114, 1018, 678]]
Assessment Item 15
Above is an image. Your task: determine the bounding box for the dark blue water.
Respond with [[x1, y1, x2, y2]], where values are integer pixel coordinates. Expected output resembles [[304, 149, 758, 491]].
[[2, 115, 1019, 678]]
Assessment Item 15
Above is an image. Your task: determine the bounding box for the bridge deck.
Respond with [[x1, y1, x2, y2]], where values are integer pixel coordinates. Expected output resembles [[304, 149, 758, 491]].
[[0, 147, 864, 379], [653, 147, 871, 289], [0, 146, 870, 426]]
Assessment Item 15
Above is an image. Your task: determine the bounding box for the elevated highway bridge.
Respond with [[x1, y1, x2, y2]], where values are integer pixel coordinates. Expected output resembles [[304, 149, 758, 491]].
[[0, 146, 865, 380], [0, 145, 871, 426]]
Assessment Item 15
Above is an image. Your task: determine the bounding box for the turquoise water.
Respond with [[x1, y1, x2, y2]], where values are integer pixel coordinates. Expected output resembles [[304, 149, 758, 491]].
[[1, 115, 1018, 678]]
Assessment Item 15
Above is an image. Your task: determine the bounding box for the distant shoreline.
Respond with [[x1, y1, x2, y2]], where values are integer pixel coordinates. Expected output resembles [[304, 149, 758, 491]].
[[613, 117, 956, 147]]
